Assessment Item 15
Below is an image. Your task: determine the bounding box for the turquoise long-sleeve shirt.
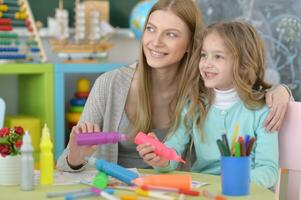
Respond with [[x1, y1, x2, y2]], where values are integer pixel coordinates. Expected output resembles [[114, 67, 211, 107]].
[[160, 101, 279, 189]]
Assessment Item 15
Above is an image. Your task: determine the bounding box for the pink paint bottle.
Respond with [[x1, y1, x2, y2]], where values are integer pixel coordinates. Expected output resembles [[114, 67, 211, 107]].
[[134, 132, 185, 163]]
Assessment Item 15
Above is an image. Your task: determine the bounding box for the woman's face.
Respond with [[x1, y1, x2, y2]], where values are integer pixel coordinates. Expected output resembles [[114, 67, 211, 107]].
[[142, 10, 191, 70]]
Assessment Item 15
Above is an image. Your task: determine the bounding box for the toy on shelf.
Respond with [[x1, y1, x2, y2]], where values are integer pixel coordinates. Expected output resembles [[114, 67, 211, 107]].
[[65, 77, 90, 145], [53, 0, 69, 41], [48, 0, 113, 63], [0, 0, 47, 63], [5, 115, 41, 160]]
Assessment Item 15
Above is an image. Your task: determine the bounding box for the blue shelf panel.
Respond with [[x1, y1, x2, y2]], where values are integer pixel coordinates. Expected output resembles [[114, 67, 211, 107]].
[[54, 63, 124, 160]]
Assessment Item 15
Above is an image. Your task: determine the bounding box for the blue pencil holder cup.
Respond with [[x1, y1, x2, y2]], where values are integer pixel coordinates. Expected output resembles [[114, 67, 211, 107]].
[[221, 156, 250, 196]]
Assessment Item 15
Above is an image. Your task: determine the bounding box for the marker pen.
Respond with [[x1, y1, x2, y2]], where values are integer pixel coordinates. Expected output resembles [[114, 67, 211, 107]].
[[135, 189, 175, 200]]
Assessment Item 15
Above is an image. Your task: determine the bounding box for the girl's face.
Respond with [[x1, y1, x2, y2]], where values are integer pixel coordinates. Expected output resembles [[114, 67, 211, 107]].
[[199, 32, 234, 90], [142, 10, 191, 70]]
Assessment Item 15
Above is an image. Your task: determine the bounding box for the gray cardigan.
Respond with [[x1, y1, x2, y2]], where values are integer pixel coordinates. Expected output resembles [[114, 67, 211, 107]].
[[56, 64, 136, 172]]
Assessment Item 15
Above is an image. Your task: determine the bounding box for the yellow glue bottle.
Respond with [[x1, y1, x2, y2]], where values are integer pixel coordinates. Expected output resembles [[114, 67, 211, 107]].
[[39, 123, 54, 185]]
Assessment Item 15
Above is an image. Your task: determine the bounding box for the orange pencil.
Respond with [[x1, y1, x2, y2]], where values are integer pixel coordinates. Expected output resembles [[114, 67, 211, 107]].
[[132, 174, 191, 191]]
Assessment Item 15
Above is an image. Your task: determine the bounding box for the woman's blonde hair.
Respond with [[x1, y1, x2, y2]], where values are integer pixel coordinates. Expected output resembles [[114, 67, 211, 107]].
[[130, 0, 204, 137], [187, 20, 272, 141]]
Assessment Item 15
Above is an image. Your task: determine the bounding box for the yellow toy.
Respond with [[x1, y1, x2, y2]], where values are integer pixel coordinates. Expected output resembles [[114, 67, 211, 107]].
[[77, 78, 90, 93]]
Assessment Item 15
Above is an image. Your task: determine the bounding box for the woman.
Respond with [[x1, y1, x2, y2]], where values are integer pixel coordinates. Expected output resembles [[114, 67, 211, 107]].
[[57, 0, 290, 172]]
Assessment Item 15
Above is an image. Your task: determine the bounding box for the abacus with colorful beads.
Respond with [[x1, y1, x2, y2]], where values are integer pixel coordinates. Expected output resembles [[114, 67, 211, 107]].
[[65, 78, 90, 145], [0, 0, 47, 62]]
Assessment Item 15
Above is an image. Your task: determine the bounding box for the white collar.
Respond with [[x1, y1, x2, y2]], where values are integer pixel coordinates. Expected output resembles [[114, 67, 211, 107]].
[[213, 88, 240, 110]]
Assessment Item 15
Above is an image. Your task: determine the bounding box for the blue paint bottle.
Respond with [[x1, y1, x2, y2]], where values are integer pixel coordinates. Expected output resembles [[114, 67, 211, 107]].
[[87, 157, 139, 185]]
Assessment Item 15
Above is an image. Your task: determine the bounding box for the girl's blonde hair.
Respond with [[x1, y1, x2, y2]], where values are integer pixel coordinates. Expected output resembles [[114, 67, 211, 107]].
[[130, 0, 204, 137], [186, 20, 272, 140]]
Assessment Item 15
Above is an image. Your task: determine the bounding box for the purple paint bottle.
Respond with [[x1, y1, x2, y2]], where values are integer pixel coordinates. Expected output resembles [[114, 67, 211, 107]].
[[76, 132, 129, 146]]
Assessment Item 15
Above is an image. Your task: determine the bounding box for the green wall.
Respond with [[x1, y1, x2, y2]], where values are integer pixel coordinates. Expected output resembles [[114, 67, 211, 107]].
[[28, 0, 139, 28], [109, 0, 139, 27]]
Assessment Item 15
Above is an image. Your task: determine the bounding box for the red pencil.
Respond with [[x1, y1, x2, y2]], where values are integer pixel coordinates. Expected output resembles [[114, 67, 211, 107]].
[[238, 136, 246, 156]]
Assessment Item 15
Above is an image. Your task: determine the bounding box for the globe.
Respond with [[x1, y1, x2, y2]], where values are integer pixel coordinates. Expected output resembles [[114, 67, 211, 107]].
[[129, 0, 157, 40]]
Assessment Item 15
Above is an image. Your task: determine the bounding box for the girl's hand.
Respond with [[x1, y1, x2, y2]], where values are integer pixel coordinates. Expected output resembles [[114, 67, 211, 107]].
[[136, 132, 169, 168], [67, 122, 100, 167], [264, 85, 290, 132]]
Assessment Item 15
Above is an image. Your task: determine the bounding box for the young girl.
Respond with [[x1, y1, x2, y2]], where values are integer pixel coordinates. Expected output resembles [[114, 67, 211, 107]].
[[137, 21, 279, 188]]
